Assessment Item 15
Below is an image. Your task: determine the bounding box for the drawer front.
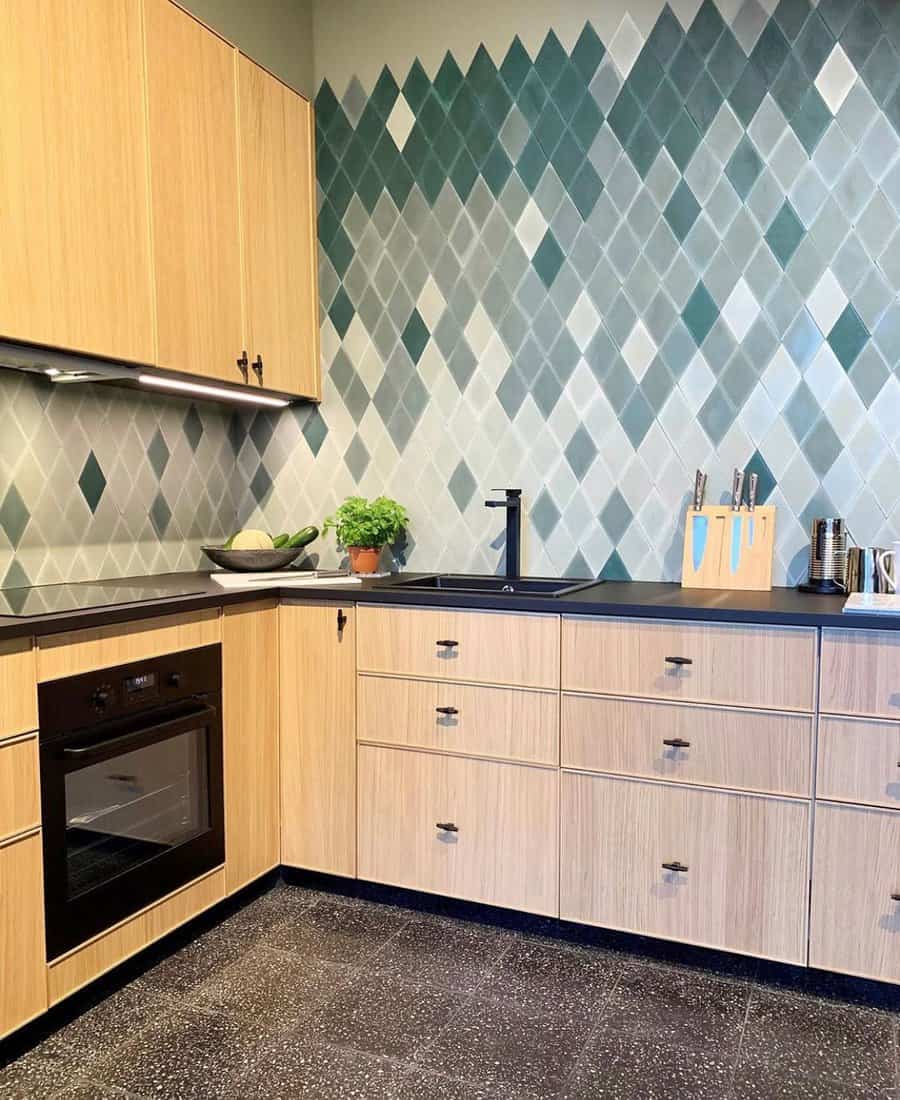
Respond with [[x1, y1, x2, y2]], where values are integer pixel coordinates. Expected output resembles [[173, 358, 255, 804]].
[[560, 773, 808, 963], [0, 735, 40, 841], [810, 803, 900, 983], [562, 617, 816, 712], [562, 695, 812, 797], [357, 606, 559, 688], [358, 745, 558, 916], [37, 609, 221, 681], [817, 716, 900, 809], [0, 833, 47, 1039], [821, 629, 900, 719], [0, 637, 37, 738], [358, 676, 559, 765]]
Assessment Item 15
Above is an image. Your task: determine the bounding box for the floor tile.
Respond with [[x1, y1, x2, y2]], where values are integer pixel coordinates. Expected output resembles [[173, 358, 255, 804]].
[[51, 1085, 128, 1099], [730, 1057, 895, 1098], [235, 1036, 407, 1099], [740, 988, 897, 1093], [213, 883, 323, 941], [305, 971, 469, 1059], [369, 913, 509, 992], [262, 897, 410, 964], [0, 1052, 77, 1100], [416, 994, 592, 1096], [139, 923, 251, 996], [396, 1066, 528, 1099]]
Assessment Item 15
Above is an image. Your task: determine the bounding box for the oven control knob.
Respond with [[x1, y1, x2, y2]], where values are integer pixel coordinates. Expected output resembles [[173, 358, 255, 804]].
[[92, 687, 112, 710], [168, 673, 183, 689]]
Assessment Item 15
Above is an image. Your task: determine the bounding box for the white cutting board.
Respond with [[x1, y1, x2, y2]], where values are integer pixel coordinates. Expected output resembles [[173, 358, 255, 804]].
[[211, 571, 362, 589], [843, 593, 900, 615]]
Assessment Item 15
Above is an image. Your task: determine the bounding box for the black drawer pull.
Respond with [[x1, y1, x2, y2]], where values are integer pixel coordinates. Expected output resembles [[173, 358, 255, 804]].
[[892, 893, 900, 902], [436, 822, 459, 833], [436, 639, 458, 648], [662, 861, 689, 873], [436, 706, 459, 716], [663, 738, 691, 749], [665, 656, 693, 666]]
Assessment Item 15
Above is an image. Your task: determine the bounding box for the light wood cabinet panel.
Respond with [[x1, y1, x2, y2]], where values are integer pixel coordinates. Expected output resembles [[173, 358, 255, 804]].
[[0, 0, 154, 362], [357, 606, 560, 689], [821, 629, 900, 720], [810, 803, 900, 983], [358, 746, 559, 917], [37, 609, 221, 681], [223, 602, 279, 893], [280, 603, 356, 875], [562, 617, 816, 712], [0, 637, 37, 738], [238, 54, 319, 398], [817, 716, 900, 809], [562, 695, 812, 797], [0, 832, 47, 1039], [0, 735, 40, 842], [143, 866, 225, 941], [560, 773, 808, 963], [144, 0, 242, 382], [358, 676, 559, 765]]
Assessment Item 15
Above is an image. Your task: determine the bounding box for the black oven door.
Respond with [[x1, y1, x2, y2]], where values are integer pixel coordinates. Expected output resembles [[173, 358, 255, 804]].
[[41, 701, 224, 961]]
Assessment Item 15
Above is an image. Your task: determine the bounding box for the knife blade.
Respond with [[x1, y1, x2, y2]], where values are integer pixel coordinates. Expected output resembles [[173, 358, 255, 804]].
[[747, 472, 758, 512], [692, 470, 704, 511], [731, 468, 745, 511]]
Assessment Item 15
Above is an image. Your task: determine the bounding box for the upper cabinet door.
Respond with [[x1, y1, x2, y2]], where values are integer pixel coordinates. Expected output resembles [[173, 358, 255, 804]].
[[238, 55, 320, 399], [0, 0, 155, 363], [144, 0, 243, 383]]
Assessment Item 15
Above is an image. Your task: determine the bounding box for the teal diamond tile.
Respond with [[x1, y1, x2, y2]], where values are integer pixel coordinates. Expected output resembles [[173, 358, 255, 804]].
[[792, 88, 831, 155], [317, 200, 340, 249], [419, 156, 446, 204], [434, 119, 463, 172], [448, 458, 477, 511], [670, 40, 702, 98], [665, 110, 702, 172], [571, 22, 605, 83], [500, 36, 532, 96], [433, 52, 464, 106], [707, 28, 746, 96], [327, 225, 354, 279], [182, 405, 203, 453], [534, 29, 568, 89], [356, 101, 386, 147], [569, 161, 604, 219], [628, 46, 665, 107], [861, 36, 900, 107], [517, 69, 549, 125], [401, 309, 429, 365], [725, 135, 764, 199], [686, 70, 724, 132], [386, 157, 414, 209], [532, 487, 562, 540], [571, 95, 604, 151], [648, 5, 685, 63], [775, 0, 813, 43], [728, 62, 768, 126], [482, 80, 513, 131], [688, 0, 726, 58], [468, 44, 499, 98], [449, 82, 479, 134], [828, 303, 870, 370], [550, 130, 583, 188], [315, 80, 340, 131], [745, 449, 777, 502], [551, 62, 586, 124], [327, 167, 354, 219], [417, 93, 446, 140], [750, 20, 791, 83], [402, 123, 429, 172], [149, 490, 172, 538], [372, 130, 399, 179], [341, 134, 370, 185], [147, 430, 169, 479], [647, 79, 681, 139], [608, 86, 642, 147], [682, 281, 720, 345], [698, 388, 734, 445], [664, 180, 701, 242], [766, 200, 806, 267], [627, 118, 661, 179], [403, 60, 431, 113], [516, 135, 549, 191], [796, 11, 836, 78], [371, 66, 400, 118], [534, 101, 567, 156], [328, 287, 355, 339], [327, 108, 353, 158], [317, 142, 339, 193], [2, 561, 30, 595], [533, 230, 565, 288], [600, 487, 633, 542], [601, 549, 631, 582], [840, 3, 882, 70], [357, 163, 384, 214], [249, 411, 274, 456], [344, 435, 370, 482], [564, 425, 598, 480], [482, 143, 513, 197], [467, 112, 495, 166], [0, 484, 29, 548], [450, 147, 479, 201]]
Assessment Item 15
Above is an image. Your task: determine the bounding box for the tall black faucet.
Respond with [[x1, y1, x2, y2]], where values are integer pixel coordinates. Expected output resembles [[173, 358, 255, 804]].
[[485, 489, 522, 579]]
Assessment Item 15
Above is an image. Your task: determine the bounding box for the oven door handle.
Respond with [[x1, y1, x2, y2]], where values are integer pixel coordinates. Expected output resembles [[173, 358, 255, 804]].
[[59, 705, 217, 762]]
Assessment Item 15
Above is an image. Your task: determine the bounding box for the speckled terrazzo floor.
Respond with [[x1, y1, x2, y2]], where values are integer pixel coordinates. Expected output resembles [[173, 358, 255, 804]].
[[1, 880, 898, 1099]]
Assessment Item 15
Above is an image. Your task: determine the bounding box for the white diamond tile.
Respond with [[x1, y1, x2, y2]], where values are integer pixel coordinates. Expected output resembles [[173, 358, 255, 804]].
[[806, 270, 848, 336], [621, 320, 657, 382], [849, 420, 889, 478], [721, 278, 761, 342], [805, 343, 844, 401], [869, 451, 900, 514], [417, 276, 446, 330], [762, 346, 801, 411], [824, 376, 866, 441], [567, 291, 602, 352], [680, 353, 717, 415], [464, 303, 494, 359], [607, 13, 644, 79], [385, 94, 415, 150], [516, 198, 549, 259], [739, 382, 779, 444], [815, 45, 858, 117], [848, 487, 888, 543]]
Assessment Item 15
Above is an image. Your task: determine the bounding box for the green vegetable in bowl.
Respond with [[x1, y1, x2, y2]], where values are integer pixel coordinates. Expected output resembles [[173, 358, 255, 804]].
[[288, 525, 319, 548]]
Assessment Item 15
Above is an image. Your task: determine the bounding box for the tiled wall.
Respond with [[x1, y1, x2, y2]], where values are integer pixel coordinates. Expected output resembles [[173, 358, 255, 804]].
[[238, 0, 900, 584]]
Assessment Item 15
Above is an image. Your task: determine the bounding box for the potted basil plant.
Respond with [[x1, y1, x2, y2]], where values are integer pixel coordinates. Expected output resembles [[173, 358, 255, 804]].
[[323, 496, 409, 574]]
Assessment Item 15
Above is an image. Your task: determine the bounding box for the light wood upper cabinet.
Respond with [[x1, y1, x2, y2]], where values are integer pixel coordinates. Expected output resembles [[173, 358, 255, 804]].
[[223, 602, 280, 894], [0, 0, 155, 363], [143, 0, 243, 383], [238, 54, 320, 399], [280, 603, 356, 876], [0, 833, 47, 1039]]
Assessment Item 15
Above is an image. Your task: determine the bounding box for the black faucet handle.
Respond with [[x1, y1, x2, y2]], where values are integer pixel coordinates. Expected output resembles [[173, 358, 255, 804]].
[[490, 488, 522, 496]]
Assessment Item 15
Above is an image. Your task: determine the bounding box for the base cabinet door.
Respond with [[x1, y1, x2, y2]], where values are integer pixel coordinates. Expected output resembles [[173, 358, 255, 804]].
[[560, 773, 808, 963], [280, 603, 356, 876], [810, 803, 900, 983], [358, 746, 559, 917], [0, 833, 47, 1038], [223, 602, 280, 894]]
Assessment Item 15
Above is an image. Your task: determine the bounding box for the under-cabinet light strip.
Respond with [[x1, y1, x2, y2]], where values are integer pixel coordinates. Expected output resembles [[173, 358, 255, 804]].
[[138, 373, 290, 408]]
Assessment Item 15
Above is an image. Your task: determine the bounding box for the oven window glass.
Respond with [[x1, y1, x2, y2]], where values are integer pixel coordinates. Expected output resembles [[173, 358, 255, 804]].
[[64, 727, 210, 900]]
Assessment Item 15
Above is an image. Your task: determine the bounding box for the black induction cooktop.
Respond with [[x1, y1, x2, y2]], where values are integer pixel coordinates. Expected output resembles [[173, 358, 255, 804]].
[[0, 582, 204, 617]]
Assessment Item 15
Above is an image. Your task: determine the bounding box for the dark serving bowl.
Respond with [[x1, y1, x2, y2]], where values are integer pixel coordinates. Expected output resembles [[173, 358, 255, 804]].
[[202, 546, 304, 573]]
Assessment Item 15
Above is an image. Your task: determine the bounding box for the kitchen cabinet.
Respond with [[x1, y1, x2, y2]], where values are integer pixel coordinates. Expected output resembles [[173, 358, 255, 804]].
[[0, 637, 37, 738], [223, 602, 280, 894], [143, 0, 243, 384], [820, 629, 900, 720], [0, 0, 155, 363], [817, 716, 900, 809], [0, 833, 47, 1039], [0, 735, 40, 843], [238, 54, 320, 399], [280, 603, 356, 876]]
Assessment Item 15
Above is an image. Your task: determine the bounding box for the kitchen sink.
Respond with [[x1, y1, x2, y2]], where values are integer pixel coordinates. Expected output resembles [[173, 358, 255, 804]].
[[391, 574, 602, 597]]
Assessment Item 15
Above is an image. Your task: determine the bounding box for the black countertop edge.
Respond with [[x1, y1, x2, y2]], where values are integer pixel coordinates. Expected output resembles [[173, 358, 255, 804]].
[[0, 571, 895, 642]]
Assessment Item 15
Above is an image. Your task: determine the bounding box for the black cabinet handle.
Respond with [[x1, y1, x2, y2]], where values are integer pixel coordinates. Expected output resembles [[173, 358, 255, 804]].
[[662, 861, 689, 873], [337, 609, 348, 637], [892, 893, 900, 902], [236, 350, 249, 383], [252, 354, 263, 385], [665, 656, 693, 666], [663, 738, 691, 748], [436, 822, 458, 833], [436, 639, 458, 648], [436, 706, 459, 716]]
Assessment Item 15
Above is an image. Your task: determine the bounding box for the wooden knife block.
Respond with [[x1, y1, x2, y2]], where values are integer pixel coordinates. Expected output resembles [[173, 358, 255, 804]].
[[681, 505, 776, 591]]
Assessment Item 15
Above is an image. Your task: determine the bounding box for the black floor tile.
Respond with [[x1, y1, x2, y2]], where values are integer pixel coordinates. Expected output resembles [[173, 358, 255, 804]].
[[395, 1065, 530, 1099], [213, 882, 323, 941], [304, 971, 469, 1059], [139, 922, 250, 996], [369, 912, 509, 992], [563, 1032, 736, 1099], [234, 1036, 407, 1099], [261, 896, 411, 964], [0, 1052, 78, 1100], [740, 987, 897, 1094], [730, 1058, 895, 1098]]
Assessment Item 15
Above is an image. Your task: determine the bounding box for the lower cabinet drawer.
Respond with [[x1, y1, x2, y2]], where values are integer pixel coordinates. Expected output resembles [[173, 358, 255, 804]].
[[357, 676, 559, 765], [357, 745, 558, 916], [817, 716, 900, 809], [560, 773, 809, 963], [810, 803, 900, 983], [561, 695, 812, 796], [0, 734, 41, 841], [0, 833, 47, 1040]]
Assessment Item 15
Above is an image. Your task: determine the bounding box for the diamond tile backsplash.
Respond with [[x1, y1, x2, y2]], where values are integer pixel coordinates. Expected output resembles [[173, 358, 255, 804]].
[[4, 0, 900, 588]]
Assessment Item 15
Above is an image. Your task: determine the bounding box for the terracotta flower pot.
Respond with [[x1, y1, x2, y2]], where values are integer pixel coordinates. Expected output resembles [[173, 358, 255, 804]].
[[348, 546, 381, 574]]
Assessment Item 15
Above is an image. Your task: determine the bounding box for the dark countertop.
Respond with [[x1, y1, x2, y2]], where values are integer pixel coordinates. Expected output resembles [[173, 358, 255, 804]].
[[0, 570, 895, 642]]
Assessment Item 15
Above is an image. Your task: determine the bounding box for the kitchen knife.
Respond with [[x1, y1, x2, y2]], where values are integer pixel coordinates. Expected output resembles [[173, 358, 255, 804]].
[[731, 468, 745, 511], [692, 470, 704, 511], [747, 473, 758, 512]]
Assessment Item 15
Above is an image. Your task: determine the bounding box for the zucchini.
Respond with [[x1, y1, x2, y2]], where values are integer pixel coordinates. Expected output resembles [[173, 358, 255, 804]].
[[288, 525, 319, 549], [272, 533, 290, 549]]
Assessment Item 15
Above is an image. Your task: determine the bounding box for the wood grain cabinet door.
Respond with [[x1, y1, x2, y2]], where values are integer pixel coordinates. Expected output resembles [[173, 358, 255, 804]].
[[143, 0, 243, 383], [821, 629, 900, 720], [0, 834, 47, 1039], [0, 0, 154, 362], [237, 55, 319, 399], [0, 637, 37, 739]]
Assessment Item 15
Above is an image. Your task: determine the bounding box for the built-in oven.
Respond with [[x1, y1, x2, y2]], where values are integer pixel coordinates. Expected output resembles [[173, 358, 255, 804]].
[[38, 645, 225, 961]]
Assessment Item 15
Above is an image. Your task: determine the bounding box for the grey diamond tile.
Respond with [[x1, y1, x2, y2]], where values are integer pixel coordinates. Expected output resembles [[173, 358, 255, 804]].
[[606, 291, 638, 349], [733, 0, 769, 56], [496, 366, 528, 419], [836, 81, 879, 147], [809, 196, 850, 263], [698, 388, 735, 444], [785, 379, 820, 441], [586, 253, 620, 314], [685, 214, 720, 271], [705, 176, 741, 234], [747, 167, 785, 232], [373, 192, 400, 239], [856, 192, 900, 260], [590, 58, 623, 114], [664, 252, 699, 311], [743, 314, 778, 370], [552, 196, 583, 252], [745, 242, 782, 306], [532, 487, 562, 540], [834, 160, 877, 221], [644, 218, 680, 276], [585, 323, 618, 380], [832, 232, 871, 295], [498, 301, 529, 354], [786, 236, 826, 298], [387, 283, 414, 332], [549, 262, 582, 319], [803, 417, 842, 475], [589, 125, 624, 180], [450, 213, 475, 261], [533, 361, 565, 416], [374, 254, 400, 302], [498, 236, 530, 295], [500, 174, 529, 226], [433, 311, 461, 361], [482, 271, 513, 327], [704, 247, 741, 307], [387, 405, 415, 452], [645, 148, 680, 208], [765, 274, 803, 336], [534, 166, 566, 222], [565, 425, 599, 481], [569, 228, 603, 282], [606, 156, 642, 214], [702, 317, 738, 374], [586, 189, 619, 241], [342, 194, 369, 246], [627, 191, 660, 243], [661, 320, 696, 377], [724, 207, 762, 269], [859, 115, 900, 181], [403, 187, 431, 236], [448, 459, 477, 511], [748, 95, 789, 158], [448, 277, 477, 327], [785, 308, 823, 368], [705, 101, 744, 163], [607, 223, 641, 279], [684, 143, 721, 204], [852, 267, 893, 330], [768, 130, 807, 191], [813, 123, 855, 187], [600, 487, 633, 541], [447, 341, 478, 391], [500, 105, 531, 163], [722, 349, 757, 407], [849, 343, 890, 406], [621, 387, 655, 447], [789, 164, 829, 228], [533, 297, 565, 354], [624, 255, 658, 315]]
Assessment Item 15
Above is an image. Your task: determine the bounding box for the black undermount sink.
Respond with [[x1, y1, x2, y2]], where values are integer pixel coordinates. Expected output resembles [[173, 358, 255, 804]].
[[391, 574, 602, 597]]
